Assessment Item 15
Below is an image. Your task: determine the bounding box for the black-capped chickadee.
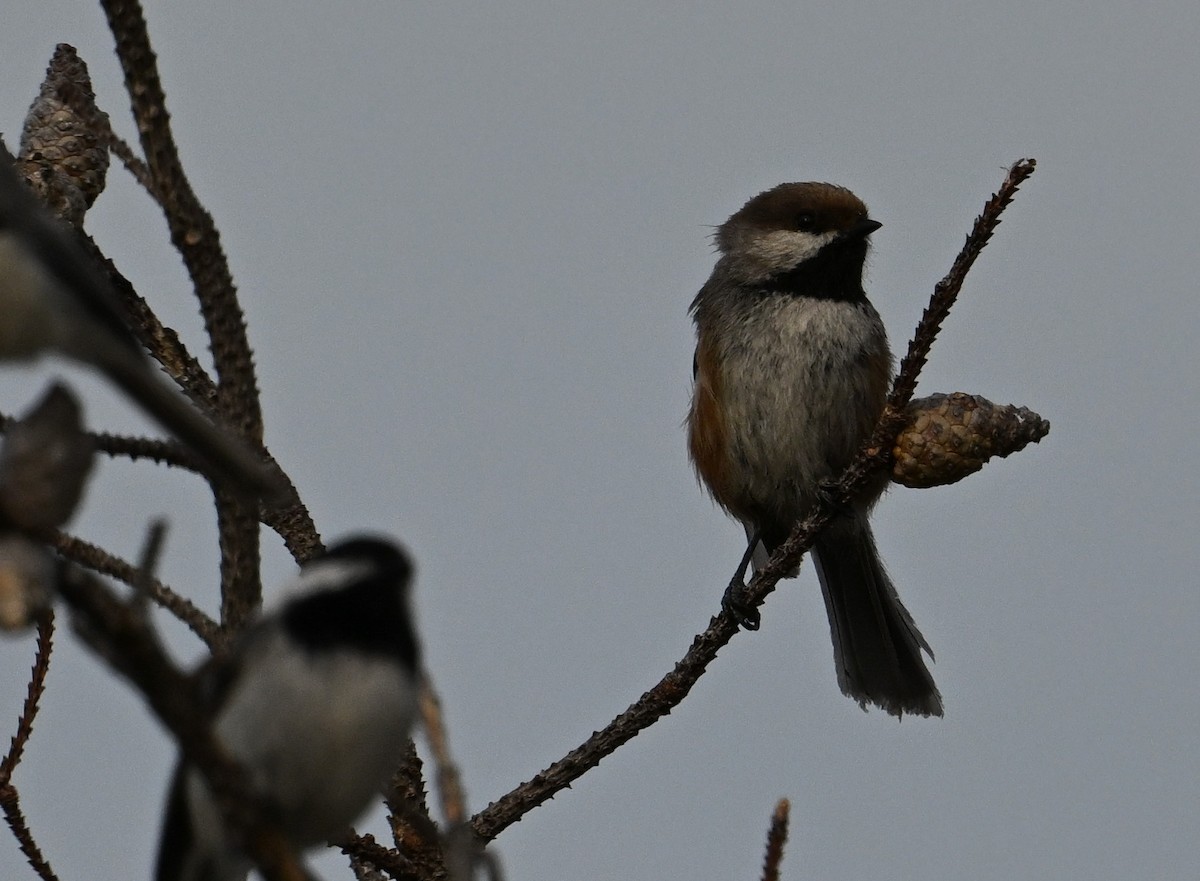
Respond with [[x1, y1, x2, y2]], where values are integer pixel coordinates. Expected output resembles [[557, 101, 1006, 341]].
[[688, 182, 942, 717], [0, 142, 284, 500], [155, 537, 422, 881]]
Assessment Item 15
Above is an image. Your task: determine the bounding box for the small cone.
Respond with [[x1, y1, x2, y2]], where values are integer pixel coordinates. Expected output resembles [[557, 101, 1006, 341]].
[[18, 44, 110, 226], [892, 392, 1050, 489]]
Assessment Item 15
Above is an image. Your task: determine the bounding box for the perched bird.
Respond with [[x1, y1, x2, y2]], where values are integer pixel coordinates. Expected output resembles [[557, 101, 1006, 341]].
[[0, 141, 284, 500], [688, 182, 942, 717], [155, 537, 422, 881]]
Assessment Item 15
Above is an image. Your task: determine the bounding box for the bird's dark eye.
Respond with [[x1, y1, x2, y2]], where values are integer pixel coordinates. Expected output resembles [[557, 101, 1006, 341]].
[[794, 212, 817, 232]]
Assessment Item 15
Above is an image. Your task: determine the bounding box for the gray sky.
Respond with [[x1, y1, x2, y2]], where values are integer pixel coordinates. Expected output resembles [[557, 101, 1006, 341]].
[[2, 2, 1198, 879]]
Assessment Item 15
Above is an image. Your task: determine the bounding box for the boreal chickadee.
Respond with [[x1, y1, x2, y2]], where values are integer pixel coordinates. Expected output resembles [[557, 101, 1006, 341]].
[[0, 141, 284, 501], [155, 537, 421, 881], [688, 182, 942, 718]]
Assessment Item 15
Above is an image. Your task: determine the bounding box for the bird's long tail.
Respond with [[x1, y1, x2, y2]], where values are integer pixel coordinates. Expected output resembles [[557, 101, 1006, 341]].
[[811, 516, 943, 717]]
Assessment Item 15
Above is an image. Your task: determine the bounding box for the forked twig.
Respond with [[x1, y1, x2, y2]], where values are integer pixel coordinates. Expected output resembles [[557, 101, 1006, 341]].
[[340, 833, 421, 881], [47, 530, 219, 647], [97, 116, 155, 195]]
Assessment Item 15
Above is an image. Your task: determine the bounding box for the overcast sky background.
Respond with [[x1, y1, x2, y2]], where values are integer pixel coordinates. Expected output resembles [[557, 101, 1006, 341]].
[[2, 2, 1198, 880]]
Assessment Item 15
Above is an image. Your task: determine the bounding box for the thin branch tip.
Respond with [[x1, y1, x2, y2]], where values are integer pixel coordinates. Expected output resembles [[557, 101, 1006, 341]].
[[761, 797, 791, 881]]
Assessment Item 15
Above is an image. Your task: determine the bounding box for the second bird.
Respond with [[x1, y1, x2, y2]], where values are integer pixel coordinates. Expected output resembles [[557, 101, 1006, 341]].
[[687, 182, 942, 718]]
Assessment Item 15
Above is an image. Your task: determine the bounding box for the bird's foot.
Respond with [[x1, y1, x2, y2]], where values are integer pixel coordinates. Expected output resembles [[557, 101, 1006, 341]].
[[722, 577, 761, 631], [816, 478, 855, 519]]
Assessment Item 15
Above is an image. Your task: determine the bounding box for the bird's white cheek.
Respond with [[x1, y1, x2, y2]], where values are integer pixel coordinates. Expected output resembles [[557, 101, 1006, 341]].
[[743, 230, 835, 275]]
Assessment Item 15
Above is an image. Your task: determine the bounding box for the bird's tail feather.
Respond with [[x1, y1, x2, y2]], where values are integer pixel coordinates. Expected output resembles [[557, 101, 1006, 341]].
[[812, 517, 943, 717]]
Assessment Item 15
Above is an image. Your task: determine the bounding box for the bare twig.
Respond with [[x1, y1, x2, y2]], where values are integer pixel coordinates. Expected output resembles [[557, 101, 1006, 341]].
[[0, 409, 192, 471], [1, 612, 55, 783], [0, 411, 321, 591], [420, 675, 468, 826], [89, 428, 199, 470], [0, 784, 59, 881], [470, 159, 1037, 841], [0, 613, 59, 881], [101, 0, 267, 623], [382, 745, 444, 880], [269, 505, 325, 566], [111, 273, 220, 406], [100, 0, 265, 442], [419, 675, 489, 881], [0, 408, 228, 481], [761, 799, 790, 881], [471, 612, 739, 841], [340, 833, 422, 881], [130, 518, 168, 610], [888, 159, 1038, 411], [96, 115, 155, 195], [1, 408, 321, 570], [88, 430, 321, 566], [47, 530, 219, 647]]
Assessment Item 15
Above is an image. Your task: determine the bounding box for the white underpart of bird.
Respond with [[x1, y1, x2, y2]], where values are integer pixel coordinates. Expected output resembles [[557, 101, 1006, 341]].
[[155, 537, 421, 881]]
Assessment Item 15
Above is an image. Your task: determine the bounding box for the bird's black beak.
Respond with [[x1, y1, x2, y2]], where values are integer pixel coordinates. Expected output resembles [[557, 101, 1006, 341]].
[[846, 218, 883, 239]]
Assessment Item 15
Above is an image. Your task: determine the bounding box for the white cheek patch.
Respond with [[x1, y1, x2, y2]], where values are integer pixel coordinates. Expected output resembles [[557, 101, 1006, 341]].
[[264, 558, 373, 611], [745, 229, 838, 275]]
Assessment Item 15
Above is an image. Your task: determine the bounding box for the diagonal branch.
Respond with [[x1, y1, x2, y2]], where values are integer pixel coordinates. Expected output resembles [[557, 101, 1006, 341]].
[[0, 784, 59, 881], [1, 613, 55, 784], [95, 113, 155, 196], [470, 159, 1037, 841], [888, 158, 1038, 410], [420, 675, 469, 827], [47, 530, 220, 647], [0, 613, 58, 881], [85, 431, 322, 567]]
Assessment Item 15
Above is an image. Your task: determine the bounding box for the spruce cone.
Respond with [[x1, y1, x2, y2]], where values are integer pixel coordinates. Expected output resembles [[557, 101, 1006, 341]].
[[18, 44, 110, 226], [892, 392, 1049, 489]]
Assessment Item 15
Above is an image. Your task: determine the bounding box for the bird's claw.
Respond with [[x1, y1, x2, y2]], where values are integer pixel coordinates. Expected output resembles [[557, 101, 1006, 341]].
[[816, 478, 855, 518], [722, 578, 761, 631]]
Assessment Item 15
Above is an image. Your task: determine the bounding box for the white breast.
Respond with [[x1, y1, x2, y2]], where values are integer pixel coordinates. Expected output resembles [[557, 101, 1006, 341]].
[[718, 295, 889, 518]]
